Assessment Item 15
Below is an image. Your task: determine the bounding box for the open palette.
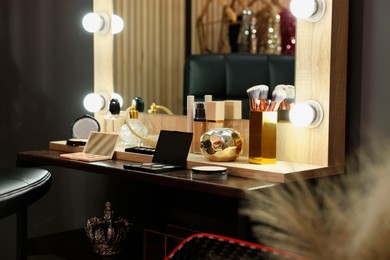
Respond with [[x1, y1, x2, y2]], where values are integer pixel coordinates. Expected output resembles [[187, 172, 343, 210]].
[[60, 131, 119, 162]]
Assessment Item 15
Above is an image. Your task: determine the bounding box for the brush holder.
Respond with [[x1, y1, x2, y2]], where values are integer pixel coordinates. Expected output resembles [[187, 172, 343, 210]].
[[248, 111, 277, 164]]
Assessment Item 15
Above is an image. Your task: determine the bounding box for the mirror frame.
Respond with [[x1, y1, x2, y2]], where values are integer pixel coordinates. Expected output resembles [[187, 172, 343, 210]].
[[93, 0, 113, 124], [93, 0, 349, 168]]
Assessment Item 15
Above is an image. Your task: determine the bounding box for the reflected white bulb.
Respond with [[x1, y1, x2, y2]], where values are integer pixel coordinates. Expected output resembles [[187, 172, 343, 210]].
[[112, 15, 124, 34], [82, 13, 104, 33], [290, 0, 317, 19], [83, 93, 105, 112], [112, 93, 124, 108], [289, 103, 315, 127]]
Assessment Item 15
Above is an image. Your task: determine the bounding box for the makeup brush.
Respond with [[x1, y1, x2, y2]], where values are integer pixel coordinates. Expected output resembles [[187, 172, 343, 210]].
[[275, 85, 295, 110], [284, 85, 295, 110], [255, 99, 261, 111], [246, 85, 262, 111], [258, 85, 269, 111], [274, 85, 288, 110], [267, 89, 287, 111]]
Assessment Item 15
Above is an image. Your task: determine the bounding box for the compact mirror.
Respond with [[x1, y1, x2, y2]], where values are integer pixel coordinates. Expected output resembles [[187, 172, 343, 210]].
[[71, 115, 101, 139]]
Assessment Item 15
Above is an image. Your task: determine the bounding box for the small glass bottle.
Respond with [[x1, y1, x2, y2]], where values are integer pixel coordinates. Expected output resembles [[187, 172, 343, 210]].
[[104, 99, 124, 133], [132, 96, 145, 112], [120, 105, 148, 147]]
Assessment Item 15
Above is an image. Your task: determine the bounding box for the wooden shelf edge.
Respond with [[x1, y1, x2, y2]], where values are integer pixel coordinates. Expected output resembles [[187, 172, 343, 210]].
[[49, 141, 345, 183]]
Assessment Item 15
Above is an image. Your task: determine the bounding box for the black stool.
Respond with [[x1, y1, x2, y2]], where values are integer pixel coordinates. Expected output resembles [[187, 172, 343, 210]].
[[0, 168, 51, 260]]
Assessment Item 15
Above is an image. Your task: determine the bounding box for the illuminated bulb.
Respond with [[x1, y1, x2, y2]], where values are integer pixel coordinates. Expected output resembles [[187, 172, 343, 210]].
[[289, 100, 323, 128], [112, 15, 124, 34], [82, 12, 109, 34], [290, 0, 316, 19], [83, 93, 105, 113], [112, 93, 123, 108], [289, 103, 314, 127], [290, 0, 325, 22], [82, 13, 103, 33]]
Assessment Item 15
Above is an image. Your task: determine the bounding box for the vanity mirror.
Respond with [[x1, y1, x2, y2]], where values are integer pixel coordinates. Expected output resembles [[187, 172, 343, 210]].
[[94, 0, 348, 168], [112, 0, 295, 114]]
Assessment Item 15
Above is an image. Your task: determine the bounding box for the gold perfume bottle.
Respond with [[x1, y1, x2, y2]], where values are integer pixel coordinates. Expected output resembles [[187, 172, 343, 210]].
[[248, 111, 277, 164]]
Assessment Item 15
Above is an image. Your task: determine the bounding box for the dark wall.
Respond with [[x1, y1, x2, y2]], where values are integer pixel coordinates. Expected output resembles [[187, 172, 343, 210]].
[[360, 0, 390, 140], [0, 0, 94, 165], [346, 0, 390, 164], [0, 1, 98, 258]]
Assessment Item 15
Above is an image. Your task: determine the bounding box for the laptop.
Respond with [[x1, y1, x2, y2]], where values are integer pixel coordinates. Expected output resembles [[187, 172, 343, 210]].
[[123, 130, 193, 173], [60, 131, 119, 162]]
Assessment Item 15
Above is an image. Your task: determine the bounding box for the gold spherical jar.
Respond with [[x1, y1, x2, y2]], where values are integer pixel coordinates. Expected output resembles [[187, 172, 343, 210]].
[[200, 128, 242, 162]]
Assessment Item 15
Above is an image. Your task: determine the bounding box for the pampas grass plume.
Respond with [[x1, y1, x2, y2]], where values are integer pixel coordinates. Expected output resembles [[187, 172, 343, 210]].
[[241, 141, 390, 260]]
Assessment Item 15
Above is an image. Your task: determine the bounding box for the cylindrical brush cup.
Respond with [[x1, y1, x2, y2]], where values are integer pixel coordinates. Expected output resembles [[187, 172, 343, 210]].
[[248, 111, 277, 164]]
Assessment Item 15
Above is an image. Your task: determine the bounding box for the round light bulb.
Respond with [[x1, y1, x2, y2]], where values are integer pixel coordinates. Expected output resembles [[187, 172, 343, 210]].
[[289, 103, 315, 127], [290, 0, 317, 19], [82, 13, 104, 33], [83, 93, 105, 113], [112, 15, 124, 34]]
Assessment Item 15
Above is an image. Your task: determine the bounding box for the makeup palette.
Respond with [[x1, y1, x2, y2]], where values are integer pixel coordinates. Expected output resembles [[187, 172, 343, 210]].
[[123, 162, 180, 173], [123, 130, 193, 173], [60, 131, 119, 162], [125, 146, 155, 155]]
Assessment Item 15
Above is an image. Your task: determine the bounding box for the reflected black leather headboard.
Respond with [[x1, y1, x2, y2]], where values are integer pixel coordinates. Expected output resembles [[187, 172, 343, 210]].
[[183, 53, 295, 119]]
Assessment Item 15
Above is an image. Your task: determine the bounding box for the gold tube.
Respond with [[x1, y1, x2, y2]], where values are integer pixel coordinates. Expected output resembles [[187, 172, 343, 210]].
[[248, 111, 277, 164]]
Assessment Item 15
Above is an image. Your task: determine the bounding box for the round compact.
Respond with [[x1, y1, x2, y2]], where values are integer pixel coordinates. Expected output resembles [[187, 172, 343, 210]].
[[191, 166, 228, 175], [71, 115, 100, 139]]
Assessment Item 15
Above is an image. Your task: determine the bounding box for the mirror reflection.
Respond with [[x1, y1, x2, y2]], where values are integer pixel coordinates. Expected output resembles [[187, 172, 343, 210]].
[[113, 0, 295, 115]]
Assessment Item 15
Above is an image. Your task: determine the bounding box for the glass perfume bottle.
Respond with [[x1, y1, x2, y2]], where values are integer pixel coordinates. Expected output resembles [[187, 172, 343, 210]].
[[120, 105, 148, 146], [104, 98, 124, 133]]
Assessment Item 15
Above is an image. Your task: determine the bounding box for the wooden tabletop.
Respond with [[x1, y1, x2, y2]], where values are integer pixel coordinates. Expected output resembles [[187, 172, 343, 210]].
[[17, 150, 277, 199]]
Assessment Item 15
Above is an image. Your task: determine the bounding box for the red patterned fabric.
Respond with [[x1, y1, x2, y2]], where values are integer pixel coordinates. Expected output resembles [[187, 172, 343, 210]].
[[165, 233, 306, 260]]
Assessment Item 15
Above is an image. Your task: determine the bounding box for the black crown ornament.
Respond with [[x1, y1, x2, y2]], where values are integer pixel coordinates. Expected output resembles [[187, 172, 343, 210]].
[[85, 202, 131, 255]]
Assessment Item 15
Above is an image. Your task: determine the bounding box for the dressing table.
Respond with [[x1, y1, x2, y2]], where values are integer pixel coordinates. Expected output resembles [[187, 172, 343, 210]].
[[17, 148, 280, 259], [16, 129, 343, 259]]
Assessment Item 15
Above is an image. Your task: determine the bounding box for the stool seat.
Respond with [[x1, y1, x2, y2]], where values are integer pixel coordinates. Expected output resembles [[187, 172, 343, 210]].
[[0, 168, 51, 219], [0, 167, 51, 259]]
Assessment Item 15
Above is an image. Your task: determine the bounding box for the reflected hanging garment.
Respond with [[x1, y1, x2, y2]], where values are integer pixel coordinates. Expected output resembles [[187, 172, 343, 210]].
[[255, 8, 282, 55], [196, 0, 234, 54], [236, 8, 258, 53]]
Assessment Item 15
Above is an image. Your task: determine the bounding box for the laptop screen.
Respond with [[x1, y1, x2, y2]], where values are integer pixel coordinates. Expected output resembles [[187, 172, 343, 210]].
[[152, 130, 193, 167]]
